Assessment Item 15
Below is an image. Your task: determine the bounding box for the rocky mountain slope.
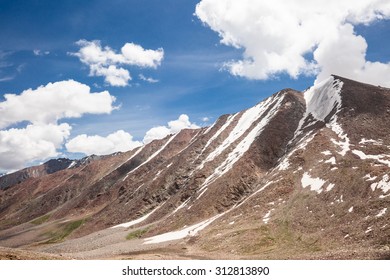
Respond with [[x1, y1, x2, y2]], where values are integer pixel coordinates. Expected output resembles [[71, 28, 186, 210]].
[[0, 155, 111, 190], [0, 75, 389, 259]]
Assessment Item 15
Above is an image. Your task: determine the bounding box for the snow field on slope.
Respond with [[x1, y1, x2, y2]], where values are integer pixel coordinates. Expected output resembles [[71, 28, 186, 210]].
[[143, 213, 224, 244], [277, 78, 345, 170], [352, 150, 390, 167], [198, 95, 276, 170], [304, 77, 343, 122], [277, 132, 315, 171], [301, 172, 326, 193], [301, 172, 336, 194], [376, 208, 387, 217], [111, 206, 160, 228], [125, 134, 176, 176], [293, 76, 351, 156], [196, 114, 238, 170], [197, 94, 284, 197], [371, 174, 390, 193]]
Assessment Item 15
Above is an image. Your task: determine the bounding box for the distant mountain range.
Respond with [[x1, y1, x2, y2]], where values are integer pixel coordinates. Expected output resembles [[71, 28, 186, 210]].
[[0, 75, 389, 259]]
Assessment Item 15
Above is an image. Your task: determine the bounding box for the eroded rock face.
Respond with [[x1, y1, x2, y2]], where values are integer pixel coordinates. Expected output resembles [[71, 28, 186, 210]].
[[0, 75, 389, 259]]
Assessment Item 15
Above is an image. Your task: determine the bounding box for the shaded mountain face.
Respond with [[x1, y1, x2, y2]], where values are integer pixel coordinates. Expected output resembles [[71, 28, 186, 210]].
[[0, 76, 389, 259]]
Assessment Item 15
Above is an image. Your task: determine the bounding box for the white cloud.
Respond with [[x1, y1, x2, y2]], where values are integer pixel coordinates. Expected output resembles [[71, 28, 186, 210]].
[[0, 76, 14, 82], [201, 117, 210, 122], [195, 0, 390, 86], [139, 74, 159, 83], [313, 23, 390, 85], [0, 80, 117, 172], [0, 80, 116, 129], [66, 130, 142, 156], [33, 49, 50, 56], [121, 43, 164, 68], [71, 40, 164, 87], [90, 64, 131, 87], [0, 51, 15, 82], [0, 123, 71, 171], [143, 114, 199, 144]]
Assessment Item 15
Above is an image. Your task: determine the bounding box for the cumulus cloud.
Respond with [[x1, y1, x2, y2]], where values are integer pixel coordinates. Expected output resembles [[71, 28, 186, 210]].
[[71, 40, 164, 86], [66, 130, 142, 156], [195, 0, 390, 86], [0, 80, 117, 171], [0, 80, 116, 129], [143, 114, 199, 144], [0, 123, 71, 171]]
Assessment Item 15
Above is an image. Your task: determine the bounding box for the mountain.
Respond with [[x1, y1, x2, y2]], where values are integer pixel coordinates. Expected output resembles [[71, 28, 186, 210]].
[[0, 155, 110, 190], [0, 75, 389, 259]]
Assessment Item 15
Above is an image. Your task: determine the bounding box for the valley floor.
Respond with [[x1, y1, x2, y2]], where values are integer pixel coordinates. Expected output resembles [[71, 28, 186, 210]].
[[1, 237, 389, 260]]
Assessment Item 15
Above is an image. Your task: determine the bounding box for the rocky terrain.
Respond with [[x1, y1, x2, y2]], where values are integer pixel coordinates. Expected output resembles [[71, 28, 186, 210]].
[[0, 75, 389, 259]]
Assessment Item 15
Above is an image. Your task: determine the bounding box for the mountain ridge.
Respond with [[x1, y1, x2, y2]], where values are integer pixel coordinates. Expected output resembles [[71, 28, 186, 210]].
[[0, 75, 389, 259]]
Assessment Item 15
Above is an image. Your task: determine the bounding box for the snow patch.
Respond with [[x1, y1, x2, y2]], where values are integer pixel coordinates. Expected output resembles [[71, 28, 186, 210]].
[[335, 195, 344, 203], [122, 174, 129, 182], [348, 206, 354, 213], [197, 95, 284, 197], [304, 77, 343, 122], [292, 77, 349, 156], [67, 161, 76, 169], [325, 157, 336, 165], [371, 175, 390, 193], [111, 207, 159, 228], [126, 134, 176, 176], [171, 198, 190, 215], [376, 208, 387, 218], [175, 130, 201, 156], [363, 174, 377, 181], [203, 121, 216, 135], [278, 158, 290, 171], [365, 227, 373, 234], [144, 213, 223, 244], [196, 114, 238, 170], [352, 150, 390, 167], [263, 209, 274, 224], [152, 170, 162, 181], [321, 151, 332, 156], [278, 133, 316, 171], [331, 167, 338, 171], [301, 172, 326, 193], [329, 122, 350, 156], [199, 94, 280, 172], [233, 179, 281, 209], [326, 183, 335, 192], [359, 138, 383, 145]]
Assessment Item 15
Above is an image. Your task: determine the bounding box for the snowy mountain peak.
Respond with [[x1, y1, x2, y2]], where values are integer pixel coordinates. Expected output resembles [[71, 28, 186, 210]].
[[304, 76, 343, 122]]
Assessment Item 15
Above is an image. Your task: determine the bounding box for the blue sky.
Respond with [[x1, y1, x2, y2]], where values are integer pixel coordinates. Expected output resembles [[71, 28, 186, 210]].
[[0, 0, 389, 172]]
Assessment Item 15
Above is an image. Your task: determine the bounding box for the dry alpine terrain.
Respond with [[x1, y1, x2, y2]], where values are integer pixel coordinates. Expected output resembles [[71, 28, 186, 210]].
[[0, 75, 389, 259]]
